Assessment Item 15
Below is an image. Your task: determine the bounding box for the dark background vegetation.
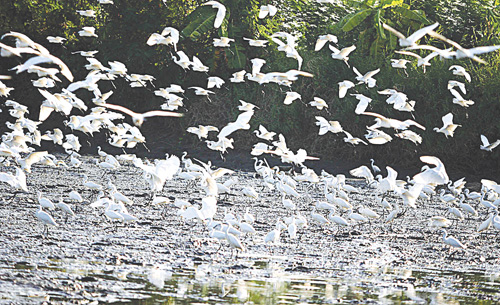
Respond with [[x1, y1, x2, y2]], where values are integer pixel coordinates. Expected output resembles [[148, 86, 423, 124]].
[[0, 0, 499, 180]]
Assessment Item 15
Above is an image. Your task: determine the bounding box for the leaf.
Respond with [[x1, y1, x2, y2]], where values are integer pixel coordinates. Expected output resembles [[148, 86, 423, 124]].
[[180, 6, 217, 41], [369, 36, 384, 56], [374, 9, 386, 40], [225, 41, 246, 69], [392, 7, 429, 24], [381, 0, 403, 9], [341, 9, 372, 32]]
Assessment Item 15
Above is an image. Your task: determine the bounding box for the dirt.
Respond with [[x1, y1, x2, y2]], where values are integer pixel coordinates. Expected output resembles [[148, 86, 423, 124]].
[[0, 153, 499, 304]]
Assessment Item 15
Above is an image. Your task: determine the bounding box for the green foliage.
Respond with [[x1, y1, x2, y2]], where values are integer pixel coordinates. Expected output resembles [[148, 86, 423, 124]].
[[334, 0, 430, 57], [0, 0, 499, 175]]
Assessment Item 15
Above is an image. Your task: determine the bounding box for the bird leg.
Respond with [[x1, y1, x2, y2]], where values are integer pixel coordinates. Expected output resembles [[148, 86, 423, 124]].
[[141, 142, 151, 152], [6, 191, 20, 202]]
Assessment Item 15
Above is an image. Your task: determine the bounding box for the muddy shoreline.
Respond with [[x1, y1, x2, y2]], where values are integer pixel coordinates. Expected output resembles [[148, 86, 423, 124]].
[[1, 154, 499, 304]]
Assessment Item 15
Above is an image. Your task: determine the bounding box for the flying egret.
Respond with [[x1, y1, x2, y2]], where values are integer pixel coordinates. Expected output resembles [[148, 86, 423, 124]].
[[343, 131, 368, 146], [382, 22, 439, 47], [213, 37, 234, 47], [203, 1, 226, 29], [258, 5, 277, 19], [329, 45, 356, 66], [449, 88, 474, 107], [448, 80, 466, 94], [351, 94, 372, 114], [46, 36, 66, 44], [433, 113, 461, 138], [283, 91, 301, 105], [396, 50, 441, 73], [315, 34, 338, 51], [254, 125, 276, 141], [315, 116, 343, 135], [353, 67, 380, 88], [338, 80, 355, 98], [78, 27, 98, 37], [243, 37, 268, 47], [480, 135, 500, 152], [413, 156, 449, 186], [309, 97, 328, 110], [100, 103, 182, 127], [449, 65, 471, 82]]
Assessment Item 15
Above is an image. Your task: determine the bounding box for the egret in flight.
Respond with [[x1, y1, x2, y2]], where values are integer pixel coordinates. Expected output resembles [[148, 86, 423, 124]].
[[100, 103, 183, 127]]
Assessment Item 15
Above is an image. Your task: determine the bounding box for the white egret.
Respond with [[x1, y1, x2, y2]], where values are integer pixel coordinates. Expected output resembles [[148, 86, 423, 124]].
[[203, 1, 227, 28], [309, 97, 328, 110], [449, 65, 471, 82], [440, 229, 466, 250], [258, 5, 277, 19], [353, 67, 380, 88], [100, 103, 182, 127], [433, 113, 461, 138], [480, 135, 500, 152], [449, 88, 474, 107], [329, 45, 356, 66], [315, 34, 338, 51], [382, 22, 439, 47], [36, 206, 58, 236], [315, 116, 343, 135], [338, 80, 355, 98]]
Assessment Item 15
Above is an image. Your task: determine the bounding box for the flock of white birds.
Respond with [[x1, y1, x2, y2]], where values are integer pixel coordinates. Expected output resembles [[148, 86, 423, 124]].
[[1, 0, 500, 262]]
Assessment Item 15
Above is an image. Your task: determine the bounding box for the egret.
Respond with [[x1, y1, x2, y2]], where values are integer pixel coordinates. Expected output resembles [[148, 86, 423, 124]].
[[100, 103, 182, 127], [433, 113, 461, 138], [258, 5, 277, 19], [382, 22, 439, 47], [480, 135, 500, 152], [440, 229, 466, 251], [203, 1, 227, 29], [315, 34, 337, 51], [35, 206, 58, 236]]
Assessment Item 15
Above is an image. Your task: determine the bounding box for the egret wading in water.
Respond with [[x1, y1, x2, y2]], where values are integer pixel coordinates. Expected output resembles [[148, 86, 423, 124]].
[[35, 205, 58, 237]]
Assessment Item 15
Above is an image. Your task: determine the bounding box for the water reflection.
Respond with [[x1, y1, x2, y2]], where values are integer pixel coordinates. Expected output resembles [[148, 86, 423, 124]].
[[1, 257, 499, 304]]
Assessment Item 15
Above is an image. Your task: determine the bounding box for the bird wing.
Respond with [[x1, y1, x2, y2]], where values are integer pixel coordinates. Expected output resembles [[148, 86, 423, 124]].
[[355, 99, 370, 115], [403, 119, 426, 130], [467, 45, 500, 56], [361, 111, 387, 120], [422, 51, 441, 62], [176, 50, 190, 62], [395, 50, 422, 60], [218, 123, 239, 139], [419, 156, 442, 167], [442, 113, 454, 126], [328, 44, 340, 54], [315, 36, 328, 51], [192, 56, 204, 67], [480, 134, 490, 146], [258, 6, 269, 19], [235, 110, 254, 126], [100, 103, 136, 117], [406, 22, 439, 44], [429, 30, 487, 64], [340, 45, 356, 57], [364, 68, 380, 79], [352, 66, 362, 77], [449, 88, 463, 100], [315, 116, 330, 135], [349, 165, 373, 180], [143, 110, 183, 118], [386, 166, 398, 182], [258, 124, 269, 134], [203, 1, 226, 28], [382, 23, 406, 40]]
